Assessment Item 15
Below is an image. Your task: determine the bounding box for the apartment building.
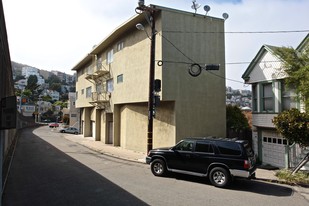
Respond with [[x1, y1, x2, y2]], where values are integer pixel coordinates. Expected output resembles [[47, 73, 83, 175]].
[[68, 92, 80, 128], [72, 5, 226, 153], [22, 66, 45, 85]]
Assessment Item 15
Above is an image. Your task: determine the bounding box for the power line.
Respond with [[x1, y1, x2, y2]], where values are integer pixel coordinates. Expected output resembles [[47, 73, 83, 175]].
[[163, 29, 309, 34], [158, 33, 286, 84], [157, 60, 282, 66], [157, 33, 246, 84], [158, 29, 305, 84]]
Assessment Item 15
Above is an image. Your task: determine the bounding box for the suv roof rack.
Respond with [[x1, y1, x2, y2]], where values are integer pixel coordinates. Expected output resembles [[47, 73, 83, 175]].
[[185, 136, 249, 144]]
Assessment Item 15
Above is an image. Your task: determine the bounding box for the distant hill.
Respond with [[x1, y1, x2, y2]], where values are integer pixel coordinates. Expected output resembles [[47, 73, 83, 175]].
[[11, 61, 41, 76], [11, 61, 28, 75]]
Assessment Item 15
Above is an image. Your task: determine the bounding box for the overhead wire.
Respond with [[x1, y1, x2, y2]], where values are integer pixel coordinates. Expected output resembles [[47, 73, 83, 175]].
[[163, 29, 309, 34], [156, 29, 304, 84], [157, 32, 249, 84]]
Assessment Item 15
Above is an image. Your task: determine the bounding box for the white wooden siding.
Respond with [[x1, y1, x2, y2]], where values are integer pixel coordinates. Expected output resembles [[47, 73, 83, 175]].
[[246, 50, 287, 84], [252, 113, 277, 128]]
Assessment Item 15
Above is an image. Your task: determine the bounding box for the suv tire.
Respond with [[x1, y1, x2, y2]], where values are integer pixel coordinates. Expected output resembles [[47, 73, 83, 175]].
[[151, 159, 167, 177], [209, 167, 230, 188]]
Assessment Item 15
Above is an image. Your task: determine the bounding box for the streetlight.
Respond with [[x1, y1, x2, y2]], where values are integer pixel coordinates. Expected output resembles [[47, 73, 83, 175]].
[[136, 1, 157, 153]]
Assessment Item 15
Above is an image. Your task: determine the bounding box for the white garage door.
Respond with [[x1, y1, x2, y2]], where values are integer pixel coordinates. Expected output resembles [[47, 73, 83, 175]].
[[262, 130, 286, 168]]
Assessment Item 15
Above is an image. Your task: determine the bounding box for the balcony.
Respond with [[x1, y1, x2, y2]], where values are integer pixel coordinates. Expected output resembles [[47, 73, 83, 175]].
[[89, 92, 110, 109], [85, 63, 109, 81]]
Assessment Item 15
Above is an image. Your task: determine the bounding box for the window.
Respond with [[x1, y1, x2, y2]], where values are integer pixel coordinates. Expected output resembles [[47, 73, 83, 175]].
[[107, 79, 114, 92], [174, 140, 194, 151], [76, 91, 78, 100], [71, 114, 77, 117], [96, 84, 102, 94], [117, 41, 124, 51], [117, 74, 123, 84], [216, 142, 241, 156], [252, 84, 258, 111], [281, 81, 297, 111], [107, 49, 114, 64], [97, 57, 102, 70], [81, 89, 84, 95], [87, 66, 93, 74], [195, 142, 214, 153], [86, 86, 92, 98], [262, 83, 273, 111]]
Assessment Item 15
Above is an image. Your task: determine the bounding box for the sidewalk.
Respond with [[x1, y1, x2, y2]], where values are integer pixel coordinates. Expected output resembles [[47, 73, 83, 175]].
[[63, 134, 147, 163]]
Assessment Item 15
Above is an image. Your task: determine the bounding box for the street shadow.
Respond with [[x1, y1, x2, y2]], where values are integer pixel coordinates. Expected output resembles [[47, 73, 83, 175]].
[[2, 127, 148, 206], [229, 179, 293, 196], [166, 173, 293, 197]]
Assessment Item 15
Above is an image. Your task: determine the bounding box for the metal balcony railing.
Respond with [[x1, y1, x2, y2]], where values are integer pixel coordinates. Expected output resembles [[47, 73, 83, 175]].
[[91, 92, 109, 103]]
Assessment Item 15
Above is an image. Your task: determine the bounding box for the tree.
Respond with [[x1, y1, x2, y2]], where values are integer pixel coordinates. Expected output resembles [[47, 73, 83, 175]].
[[14, 74, 25, 82], [226, 105, 249, 131], [274, 46, 309, 111], [53, 101, 67, 109], [47, 74, 61, 85], [22, 89, 32, 98], [273, 44, 309, 173], [26, 75, 39, 91], [60, 93, 68, 102], [42, 95, 52, 102], [50, 83, 61, 92], [273, 109, 309, 174], [15, 89, 22, 96], [226, 105, 250, 140]]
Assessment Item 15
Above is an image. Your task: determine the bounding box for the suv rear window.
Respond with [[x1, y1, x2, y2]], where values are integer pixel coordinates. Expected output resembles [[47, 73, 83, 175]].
[[216, 141, 241, 156], [244, 144, 254, 157], [195, 142, 214, 153]]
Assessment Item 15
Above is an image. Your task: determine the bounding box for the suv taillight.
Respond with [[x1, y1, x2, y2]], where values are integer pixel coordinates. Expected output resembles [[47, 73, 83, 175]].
[[244, 160, 250, 169]]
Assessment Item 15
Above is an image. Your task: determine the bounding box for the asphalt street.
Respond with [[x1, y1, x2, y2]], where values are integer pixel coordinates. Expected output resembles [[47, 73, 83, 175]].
[[2, 127, 147, 206], [2, 126, 309, 206]]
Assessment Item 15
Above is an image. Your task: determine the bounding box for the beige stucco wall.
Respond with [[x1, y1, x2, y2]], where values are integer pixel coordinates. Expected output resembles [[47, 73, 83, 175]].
[[160, 10, 226, 140], [100, 111, 106, 142], [81, 107, 92, 137], [75, 66, 95, 108], [110, 26, 162, 104], [119, 102, 175, 153]]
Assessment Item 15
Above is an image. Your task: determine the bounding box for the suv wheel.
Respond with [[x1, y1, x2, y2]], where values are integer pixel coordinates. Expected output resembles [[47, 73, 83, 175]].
[[209, 167, 230, 188], [151, 159, 167, 177]]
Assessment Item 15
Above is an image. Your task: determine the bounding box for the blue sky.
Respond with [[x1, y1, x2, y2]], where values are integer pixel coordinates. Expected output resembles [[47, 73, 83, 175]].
[[3, 0, 309, 89]]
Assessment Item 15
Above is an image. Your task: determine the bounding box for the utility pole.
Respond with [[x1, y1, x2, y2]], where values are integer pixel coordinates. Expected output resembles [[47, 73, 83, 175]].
[[147, 8, 156, 153], [136, 0, 156, 153]]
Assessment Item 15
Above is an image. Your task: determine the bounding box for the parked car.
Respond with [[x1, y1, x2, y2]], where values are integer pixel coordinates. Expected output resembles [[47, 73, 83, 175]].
[[146, 137, 256, 188], [59, 127, 79, 135], [48, 123, 59, 128]]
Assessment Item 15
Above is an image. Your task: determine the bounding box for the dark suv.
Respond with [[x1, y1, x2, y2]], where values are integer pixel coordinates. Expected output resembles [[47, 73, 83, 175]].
[[146, 137, 256, 188]]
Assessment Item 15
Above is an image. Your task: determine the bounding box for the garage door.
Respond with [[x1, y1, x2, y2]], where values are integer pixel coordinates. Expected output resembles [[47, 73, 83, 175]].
[[262, 130, 286, 168]]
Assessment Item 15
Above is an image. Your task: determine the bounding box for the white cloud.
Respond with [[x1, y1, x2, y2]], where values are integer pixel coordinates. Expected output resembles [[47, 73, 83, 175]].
[[3, 0, 309, 88]]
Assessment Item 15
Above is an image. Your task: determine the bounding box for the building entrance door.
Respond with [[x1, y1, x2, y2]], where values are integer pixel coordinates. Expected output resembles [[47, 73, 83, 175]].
[[108, 121, 113, 144]]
